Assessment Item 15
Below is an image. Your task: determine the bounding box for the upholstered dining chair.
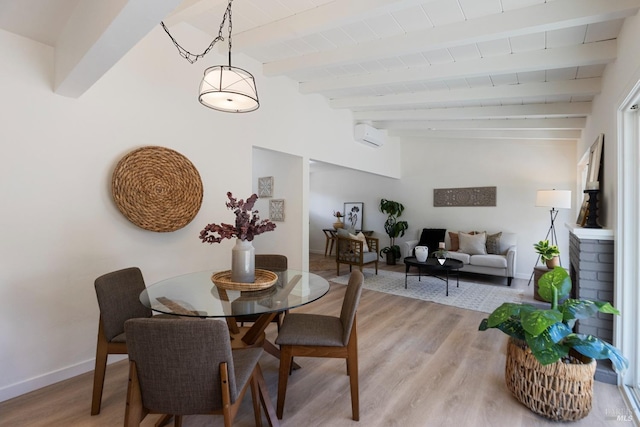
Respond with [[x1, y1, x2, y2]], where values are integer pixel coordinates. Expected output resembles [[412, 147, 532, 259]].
[[237, 254, 288, 328], [275, 269, 364, 421], [91, 267, 155, 415], [123, 317, 279, 427]]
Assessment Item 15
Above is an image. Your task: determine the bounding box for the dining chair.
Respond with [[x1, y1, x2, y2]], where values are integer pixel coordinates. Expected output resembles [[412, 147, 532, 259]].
[[275, 269, 364, 421], [123, 317, 279, 427], [91, 267, 156, 415], [237, 254, 288, 329]]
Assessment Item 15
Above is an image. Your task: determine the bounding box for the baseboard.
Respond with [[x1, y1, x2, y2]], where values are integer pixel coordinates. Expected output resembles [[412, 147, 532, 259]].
[[0, 355, 127, 403]]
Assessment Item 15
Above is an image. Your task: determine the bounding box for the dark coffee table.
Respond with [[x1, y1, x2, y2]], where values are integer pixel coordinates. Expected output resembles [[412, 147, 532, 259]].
[[403, 257, 464, 296]]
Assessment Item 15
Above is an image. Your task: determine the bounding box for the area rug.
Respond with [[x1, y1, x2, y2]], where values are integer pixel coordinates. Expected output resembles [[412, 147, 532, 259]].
[[331, 268, 526, 314]]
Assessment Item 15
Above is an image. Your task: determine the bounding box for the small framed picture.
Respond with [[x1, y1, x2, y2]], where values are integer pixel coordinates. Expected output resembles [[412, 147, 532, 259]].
[[269, 199, 285, 221], [258, 176, 274, 198], [343, 202, 363, 230]]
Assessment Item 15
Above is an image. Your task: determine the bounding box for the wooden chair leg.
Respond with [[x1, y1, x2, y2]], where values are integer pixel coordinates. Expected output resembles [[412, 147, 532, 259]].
[[124, 362, 148, 427], [91, 322, 109, 415], [255, 364, 280, 427], [220, 362, 233, 427], [249, 373, 263, 427], [154, 414, 174, 427], [347, 331, 359, 421], [277, 346, 294, 419]]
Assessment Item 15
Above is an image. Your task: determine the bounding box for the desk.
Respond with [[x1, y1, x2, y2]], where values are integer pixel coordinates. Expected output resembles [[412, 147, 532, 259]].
[[140, 269, 330, 357]]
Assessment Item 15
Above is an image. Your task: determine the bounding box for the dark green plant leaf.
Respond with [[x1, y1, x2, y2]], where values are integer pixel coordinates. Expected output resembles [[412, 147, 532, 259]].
[[594, 301, 621, 315], [526, 330, 569, 365], [538, 267, 571, 301], [561, 299, 599, 321], [478, 318, 489, 331], [547, 322, 572, 343], [562, 334, 629, 373], [521, 309, 563, 337], [494, 318, 526, 340], [486, 303, 523, 327]]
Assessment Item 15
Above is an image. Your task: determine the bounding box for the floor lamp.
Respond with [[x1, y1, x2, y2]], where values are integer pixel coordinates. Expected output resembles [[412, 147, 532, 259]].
[[528, 189, 572, 286]]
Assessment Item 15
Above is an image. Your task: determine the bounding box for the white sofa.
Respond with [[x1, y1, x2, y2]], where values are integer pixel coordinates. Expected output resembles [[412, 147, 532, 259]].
[[404, 230, 517, 286]]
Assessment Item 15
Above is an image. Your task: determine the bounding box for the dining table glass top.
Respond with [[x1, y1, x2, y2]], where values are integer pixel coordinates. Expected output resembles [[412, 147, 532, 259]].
[[140, 269, 330, 318]]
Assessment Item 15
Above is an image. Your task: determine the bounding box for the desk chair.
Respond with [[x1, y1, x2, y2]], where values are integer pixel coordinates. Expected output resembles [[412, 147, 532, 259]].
[[123, 318, 279, 427], [275, 270, 364, 421], [91, 267, 154, 415]]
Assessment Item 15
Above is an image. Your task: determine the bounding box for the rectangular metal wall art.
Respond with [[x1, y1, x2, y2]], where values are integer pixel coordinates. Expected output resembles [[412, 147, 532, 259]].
[[434, 186, 496, 207]]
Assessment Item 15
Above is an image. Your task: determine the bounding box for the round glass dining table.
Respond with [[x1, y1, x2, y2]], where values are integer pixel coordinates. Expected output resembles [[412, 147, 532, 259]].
[[139, 269, 330, 351]]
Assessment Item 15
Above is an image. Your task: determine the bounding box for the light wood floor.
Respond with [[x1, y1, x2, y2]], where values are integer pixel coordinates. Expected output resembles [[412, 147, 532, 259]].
[[0, 254, 628, 426]]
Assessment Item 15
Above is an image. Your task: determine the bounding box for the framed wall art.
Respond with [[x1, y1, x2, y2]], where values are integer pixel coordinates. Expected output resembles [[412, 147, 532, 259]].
[[269, 199, 285, 221], [343, 202, 363, 230], [258, 176, 274, 197], [433, 186, 496, 207]]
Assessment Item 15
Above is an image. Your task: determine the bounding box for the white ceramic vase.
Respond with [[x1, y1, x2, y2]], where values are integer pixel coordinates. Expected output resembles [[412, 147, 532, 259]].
[[231, 239, 255, 283], [415, 246, 429, 262]]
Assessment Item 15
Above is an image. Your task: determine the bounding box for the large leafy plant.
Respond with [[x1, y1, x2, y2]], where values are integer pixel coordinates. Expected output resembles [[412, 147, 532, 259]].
[[379, 199, 408, 258], [479, 267, 628, 373]]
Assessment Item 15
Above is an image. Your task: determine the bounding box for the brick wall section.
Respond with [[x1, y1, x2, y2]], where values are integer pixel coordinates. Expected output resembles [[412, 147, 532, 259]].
[[569, 233, 615, 342]]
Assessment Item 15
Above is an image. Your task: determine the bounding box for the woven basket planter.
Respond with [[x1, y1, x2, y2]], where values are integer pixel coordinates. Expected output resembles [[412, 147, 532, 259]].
[[505, 338, 596, 421]]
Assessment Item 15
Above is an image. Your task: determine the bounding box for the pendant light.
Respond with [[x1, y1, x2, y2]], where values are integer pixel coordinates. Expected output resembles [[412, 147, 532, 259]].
[[160, 0, 259, 113]]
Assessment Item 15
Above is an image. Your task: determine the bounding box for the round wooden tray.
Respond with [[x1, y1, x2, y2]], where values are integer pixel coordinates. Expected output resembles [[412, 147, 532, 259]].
[[211, 269, 277, 291]]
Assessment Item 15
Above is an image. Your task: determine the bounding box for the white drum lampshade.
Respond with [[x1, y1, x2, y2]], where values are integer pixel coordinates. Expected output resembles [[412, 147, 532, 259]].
[[198, 65, 259, 113]]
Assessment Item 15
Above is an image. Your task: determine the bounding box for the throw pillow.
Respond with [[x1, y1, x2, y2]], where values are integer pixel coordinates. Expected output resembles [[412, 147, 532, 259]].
[[449, 231, 476, 251], [486, 232, 502, 254], [417, 228, 446, 256], [449, 232, 459, 251], [350, 232, 369, 252], [458, 231, 487, 255]]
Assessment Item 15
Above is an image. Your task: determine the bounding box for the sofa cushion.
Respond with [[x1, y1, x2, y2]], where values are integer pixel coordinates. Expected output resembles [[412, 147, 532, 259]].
[[458, 231, 487, 255], [417, 228, 446, 256], [486, 232, 502, 255], [336, 228, 350, 238], [362, 251, 378, 263], [447, 251, 470, 264], [469, 254, 507, 268]]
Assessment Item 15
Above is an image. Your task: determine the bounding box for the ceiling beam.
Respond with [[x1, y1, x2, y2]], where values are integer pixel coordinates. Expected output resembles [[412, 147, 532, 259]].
[[231, 0, 444, 51], [332, 78, 601, 109], [300, 40, 616, 94], [54, 0, 182, 98], [377, 118, 587, 130], [353, 102, 592, 121], [387, 129, 581, 140], [263, 0, 639, 76]]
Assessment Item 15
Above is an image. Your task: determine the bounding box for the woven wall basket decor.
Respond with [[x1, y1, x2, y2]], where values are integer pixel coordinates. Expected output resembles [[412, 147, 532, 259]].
[[111, 146, 203, 232]]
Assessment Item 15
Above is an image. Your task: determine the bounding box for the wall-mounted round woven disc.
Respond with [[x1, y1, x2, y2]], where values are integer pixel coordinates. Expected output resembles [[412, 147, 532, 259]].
[[112, 146, 203, 232]]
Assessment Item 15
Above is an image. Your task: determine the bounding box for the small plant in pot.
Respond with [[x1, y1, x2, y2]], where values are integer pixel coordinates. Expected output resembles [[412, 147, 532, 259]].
[[379, 198, 408, 265], [533, 239, 560, 268], [479, 267, 628, 421]]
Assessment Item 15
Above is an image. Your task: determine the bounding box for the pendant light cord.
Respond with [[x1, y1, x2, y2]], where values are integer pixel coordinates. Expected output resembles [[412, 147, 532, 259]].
[[160, 0, 233, 65]]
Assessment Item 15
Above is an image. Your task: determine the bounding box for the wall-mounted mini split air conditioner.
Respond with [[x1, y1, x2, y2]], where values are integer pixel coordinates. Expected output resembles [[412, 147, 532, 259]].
[[354, 123, 384, 147]]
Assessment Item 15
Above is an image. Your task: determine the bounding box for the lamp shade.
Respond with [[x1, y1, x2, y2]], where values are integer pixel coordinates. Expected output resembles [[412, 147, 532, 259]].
[[536, 190, 572, 209], [198, 65, 259, 113]]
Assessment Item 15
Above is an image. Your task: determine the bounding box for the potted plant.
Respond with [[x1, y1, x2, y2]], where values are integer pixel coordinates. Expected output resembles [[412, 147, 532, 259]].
[[379, 198, 409, 265], [533, 239, 560, 268], [479, 267, 628, 421]]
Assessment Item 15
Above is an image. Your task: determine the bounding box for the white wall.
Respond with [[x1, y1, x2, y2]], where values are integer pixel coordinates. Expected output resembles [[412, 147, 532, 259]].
[[0, 25, 400, 401], [310, 138, 577, 279], [580, 12, 640, 228], [251, 148, 304, 269]]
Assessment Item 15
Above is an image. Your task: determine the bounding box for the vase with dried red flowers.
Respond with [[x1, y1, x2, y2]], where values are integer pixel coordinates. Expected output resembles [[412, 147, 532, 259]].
[[199, 192, 276, 283]]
